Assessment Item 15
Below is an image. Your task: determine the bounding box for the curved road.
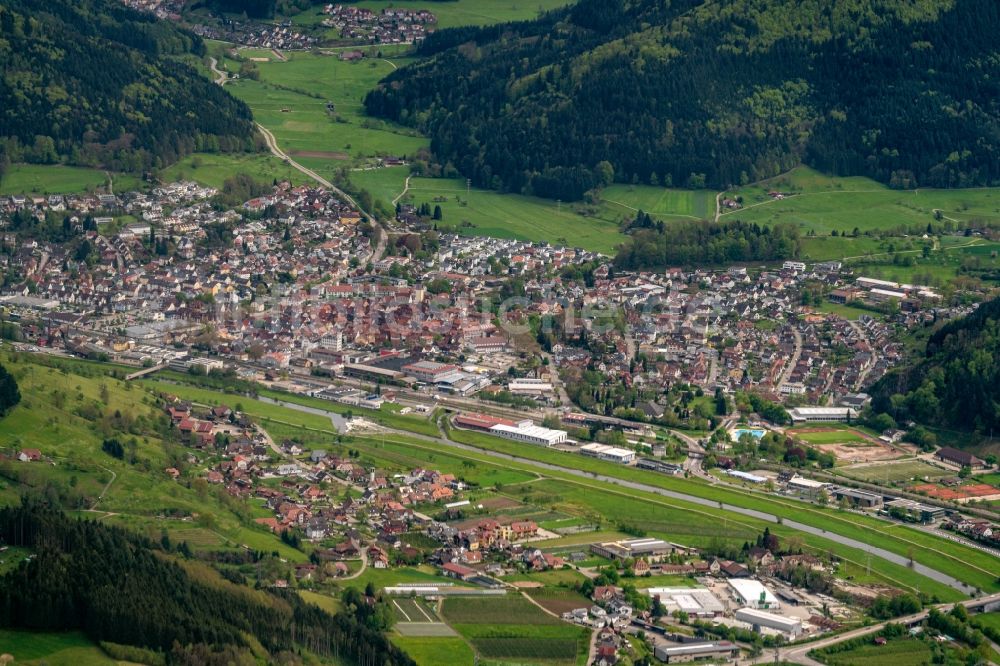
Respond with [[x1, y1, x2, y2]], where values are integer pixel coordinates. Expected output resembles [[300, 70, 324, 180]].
[[206, 56, 387, 262], [261, 397, 972, 594]]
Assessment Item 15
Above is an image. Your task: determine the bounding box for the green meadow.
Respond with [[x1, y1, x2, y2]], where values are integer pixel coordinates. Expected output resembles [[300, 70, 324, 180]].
[[0, 164, 142, 196], [723, 166, 1000, 235], [160, 152, 309, 189]]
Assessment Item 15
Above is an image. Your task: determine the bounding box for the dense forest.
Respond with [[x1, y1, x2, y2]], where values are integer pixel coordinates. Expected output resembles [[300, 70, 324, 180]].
[[0, 363, 19, 417], [0, 0, 255, 173], [614, 215, 800, 269], [0, 501, 416, 666], [365, 0, 1000, 200], [870, 295, 1000, 435]]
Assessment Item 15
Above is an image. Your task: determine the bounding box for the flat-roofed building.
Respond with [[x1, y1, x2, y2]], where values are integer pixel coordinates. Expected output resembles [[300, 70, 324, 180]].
[[644, 587, 725, 618], [489, 422, 567, 446], [591, 538, 674, 562], [831, 486, 883, 508], [788, 407, 857, 423], [401, 360, 462, 383], [579, 442, 635, 464], [735, 607, 802, 638], [787, 475, 829, 498], [728, 579, 779, 610], [653, 641, 739, 663]]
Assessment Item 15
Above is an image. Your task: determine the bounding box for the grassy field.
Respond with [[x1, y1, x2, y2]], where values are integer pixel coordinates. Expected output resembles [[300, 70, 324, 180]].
[[525, 587, 593, 615], [722, 166, 1000, 235], [813, 636, 932, 666], [220, 50, 426, 169], [0, 164, 142, 195], [160, 152, 308, 189], [790, 426, 870, 445], [442, 596, 588, 665], [598, 184, 716, 222], [407, 176, 625, 254], [390, 636, 477, 666], [0, 630, 120, 665], [839, 460, 952, 484]]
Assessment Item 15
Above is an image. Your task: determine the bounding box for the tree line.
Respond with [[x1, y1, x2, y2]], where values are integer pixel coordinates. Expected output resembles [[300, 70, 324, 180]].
[[365, 0, 1000, 200], [613, 216, 800, 269], [0, 500, 416, 666], [0, 0, 256, 175]]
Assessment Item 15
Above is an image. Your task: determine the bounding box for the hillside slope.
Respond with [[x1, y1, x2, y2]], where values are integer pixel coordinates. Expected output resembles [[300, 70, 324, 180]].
[[365, 0, 1000, 200], [0, 0, 255, 173], [870, 295, 1000, 435]]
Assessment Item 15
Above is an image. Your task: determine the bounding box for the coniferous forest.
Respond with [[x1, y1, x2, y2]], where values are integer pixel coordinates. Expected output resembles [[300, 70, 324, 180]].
[[0, 0, 256, 173], [0, 501, 416, 666], [365, 0, 1000, 200]]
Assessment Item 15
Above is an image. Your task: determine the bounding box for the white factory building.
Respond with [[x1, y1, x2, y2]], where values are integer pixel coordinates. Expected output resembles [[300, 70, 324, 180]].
[[788, 406, 858, 423], [489, 421, 568, 446], [645, 587, 725, 618], [579, 442, 636, 464], [735, 607, 802, 638], [728, 579, 780, 610]]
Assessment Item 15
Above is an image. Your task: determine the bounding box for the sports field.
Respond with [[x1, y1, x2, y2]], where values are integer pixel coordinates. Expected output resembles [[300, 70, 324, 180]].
[[838, 459, 951, 484]]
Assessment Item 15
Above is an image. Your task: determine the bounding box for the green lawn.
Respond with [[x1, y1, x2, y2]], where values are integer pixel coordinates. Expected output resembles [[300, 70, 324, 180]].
[[599, 184, 716, 221], [335, 564, 453, 591], [221, 50, 426, 168], [790, 426, 870, 445], [723, 166, 1000, 235], [0, 164, 142, 195], [839, 460, 952, 484], [813, 636, 932, 666], [0, 630, 119, 665], [407, 176, 625, 254], [390, 636, 476, 666], [160, 152, 308, 189]]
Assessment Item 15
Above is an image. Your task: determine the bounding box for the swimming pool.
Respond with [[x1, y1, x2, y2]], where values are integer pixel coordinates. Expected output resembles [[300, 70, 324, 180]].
[[730, 428, 766, 440]]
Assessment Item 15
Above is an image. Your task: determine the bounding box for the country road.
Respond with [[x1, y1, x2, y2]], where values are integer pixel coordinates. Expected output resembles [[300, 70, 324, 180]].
[[206, 56, 387, 262]]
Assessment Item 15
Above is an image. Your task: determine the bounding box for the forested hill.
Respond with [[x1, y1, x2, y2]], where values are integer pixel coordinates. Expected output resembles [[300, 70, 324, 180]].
[[0, 0, 255, 173], [870, 295, 1000, 435], [365, 0, 1000, 201], [0, 501, 416, 665]]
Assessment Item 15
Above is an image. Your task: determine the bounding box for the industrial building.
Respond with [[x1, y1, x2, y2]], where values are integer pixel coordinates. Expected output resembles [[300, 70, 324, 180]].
[[786, 475, 829, 498], [728, 579, 780, 610], [831, 486, 883, 509], [735, 607, 802, 638], [788, 406, 858, 423], [591, 538, 675, 562], [578, 442, 636, 464], [883, 498, 947, 523], [653, 641, 739, 663], [645, 587, 725, 618], [726, 470, 767, 483], [489, 421, 568, 446]]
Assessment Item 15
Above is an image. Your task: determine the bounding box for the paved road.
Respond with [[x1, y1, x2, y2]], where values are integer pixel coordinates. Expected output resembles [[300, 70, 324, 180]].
[[748, 591, 1000, 665], [266, 396, 974, 594], [207, 56, 387, 263], [778, 328, 803, 388]]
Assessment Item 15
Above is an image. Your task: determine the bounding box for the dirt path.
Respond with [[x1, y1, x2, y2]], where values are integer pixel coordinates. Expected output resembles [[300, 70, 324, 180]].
[[392, 175, 411, 206]]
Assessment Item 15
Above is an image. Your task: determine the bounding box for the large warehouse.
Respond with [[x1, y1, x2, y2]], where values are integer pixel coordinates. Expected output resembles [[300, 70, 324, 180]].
[[644, 587, 725, 618], [735, 607, 802, 638], [728, 579, 780, 610], [579, 442, 636, 464], [591, 538, 675, 562], [653, 641, 739, 663], [489, 421, 568, 446]]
